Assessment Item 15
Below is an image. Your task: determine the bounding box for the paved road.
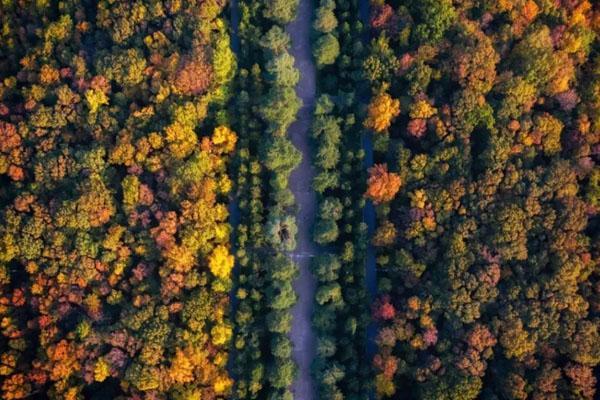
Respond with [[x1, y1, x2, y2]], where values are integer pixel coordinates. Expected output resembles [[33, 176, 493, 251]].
[[286, 0, 318, 398]]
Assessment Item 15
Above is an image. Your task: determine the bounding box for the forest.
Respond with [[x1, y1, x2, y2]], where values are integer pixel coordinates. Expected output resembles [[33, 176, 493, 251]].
[[366, 0, 600, 398], [0, 0, 598, 399]]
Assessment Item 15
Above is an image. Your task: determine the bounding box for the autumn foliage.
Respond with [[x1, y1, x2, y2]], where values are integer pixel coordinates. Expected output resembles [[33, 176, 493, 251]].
[[0, 1, 236, 398], [173, 51, 214, 96], [366, 164, 402, 204], [364, 92, 401, 133], [366, 0, 600, 398]]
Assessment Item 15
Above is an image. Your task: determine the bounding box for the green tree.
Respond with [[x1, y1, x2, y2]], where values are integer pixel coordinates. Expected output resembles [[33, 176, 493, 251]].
[[318, 197, 343, 221], [266, 214, 298, 251], [263, 0, 299, 24], [266, 53, 300, 87], [260, 87, 303, 136], [96, 48, 147, 87], [411, 0, 457, 45], [271, 335, 293, 358], [314, 218, 339, 244], [313, 34, 340, 67], [315, 282, 343, 306], [265, 137, 302, 175], [267, 281, 297, 310], [266, 310, 293, 334], [260, 26, 291, 56], [311, 254, 341, 282], [314, 4, 338, 33]]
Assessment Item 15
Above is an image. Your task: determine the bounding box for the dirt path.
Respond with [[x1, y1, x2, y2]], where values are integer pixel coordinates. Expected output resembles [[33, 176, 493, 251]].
[[286, 0, 318, 398]]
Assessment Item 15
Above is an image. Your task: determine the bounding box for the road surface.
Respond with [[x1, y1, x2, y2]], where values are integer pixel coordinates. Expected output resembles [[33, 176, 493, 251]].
[[286, 0, 318, 398]]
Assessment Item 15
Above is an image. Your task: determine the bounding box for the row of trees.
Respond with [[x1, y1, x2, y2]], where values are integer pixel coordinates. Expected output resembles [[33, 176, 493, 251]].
[[310, 0, 373, 398], [365, 0, 599, 398], [230, 1, 302, 399], [0, 1, 237, 399]]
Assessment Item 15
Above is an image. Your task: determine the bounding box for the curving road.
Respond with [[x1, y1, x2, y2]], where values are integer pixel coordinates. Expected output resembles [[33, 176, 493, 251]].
[[286, 0, 318, 399]]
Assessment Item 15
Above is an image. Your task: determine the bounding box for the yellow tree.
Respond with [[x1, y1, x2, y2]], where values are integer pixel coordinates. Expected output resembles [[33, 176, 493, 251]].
[[211, 125, 238, 154], [500, 318, 535, 361], [164, 122, 197, 160], [364, 92, 401, 133], [169, 348, 195, 384], [372, 221, 397, 246], [208, 245, 234, 279]]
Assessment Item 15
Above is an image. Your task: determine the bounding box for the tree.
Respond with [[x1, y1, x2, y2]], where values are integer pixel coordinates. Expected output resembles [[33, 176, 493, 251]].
[[263, 0, 299, 24], [169, 349, 195, 384], [268, 281, 296, 310], [265, 137, 302, 175], [313, 170, 339, 193], [315, 282, 343, 306], [534, 113, 563, 155], [416, 368, 482, 400], [318, 197, 343, 221], [266, 53, 300, 87], [491, 204, 528, 261], [266, 215, 298, 251], [316, 335, 337, 357], [212, 323, 233, 345], [212, 125, 238, 154], [586, 168, 600, 207], [568, 320, 600, 366], [271, 254, 298, 281], [373, 221, 397, 247], [1, 374, 31, 400], [260, 26, 291, 56], [365, 164, 402, 204], [271, 335, 293, 358], [564, 363, 596, 399], [208, 245, 234, 279], [375, 373, 396, 398], [411, 0, 457, 44], [364, 92, 401, 133], [122, 175, 140, 213], [363, 34, 399, 84], [314, 4, 338, 33], [407, 118, 427, 138], [260, 87, 303, 136], [267, 310, 293, 334], [85, 89, 109, 114], [173, 53, 214, 95], [97, 48, 147, 87], [449, 22, 499, 95], [313, 218, 339, 244], [212, 32, 237, 85], [313, 34, 340, 67], [268, 359, 296, 389], [164, 122, 198, 159], [500, 318, 536, 361], [311, 254, 341, 282]]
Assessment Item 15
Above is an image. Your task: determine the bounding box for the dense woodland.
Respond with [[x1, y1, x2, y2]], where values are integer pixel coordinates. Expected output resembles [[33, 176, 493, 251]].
[[0, 0, 599, 399], [365, 0, 600, 399], [0, 1, 236, 399]]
